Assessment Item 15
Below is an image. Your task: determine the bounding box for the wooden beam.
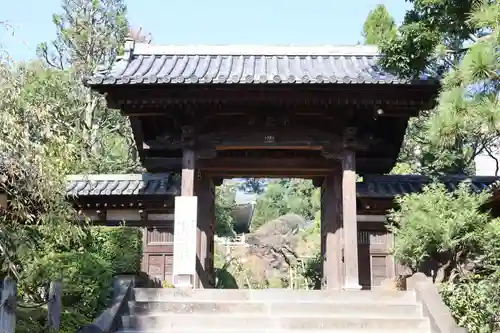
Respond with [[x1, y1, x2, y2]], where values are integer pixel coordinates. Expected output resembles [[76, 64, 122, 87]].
[[181, 149, 196, 196], [200, 157, 337, 173], [216, 145, 322, 151], [109, 84, 438, 110], [144, 157, 182, 170], [142, 156, 394, 175]]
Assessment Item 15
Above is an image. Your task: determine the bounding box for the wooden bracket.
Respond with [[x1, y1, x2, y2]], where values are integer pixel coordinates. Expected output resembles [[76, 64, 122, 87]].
[[343, 127, 357, 149], [212, 177, 224, 186], [312, 177, 325, 187]]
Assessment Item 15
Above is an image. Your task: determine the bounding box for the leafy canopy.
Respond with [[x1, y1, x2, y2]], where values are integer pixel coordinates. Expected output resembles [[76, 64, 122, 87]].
[[388, 182, 490, 272], [362, 4, 396, 45], [381, 0, 499, 175]]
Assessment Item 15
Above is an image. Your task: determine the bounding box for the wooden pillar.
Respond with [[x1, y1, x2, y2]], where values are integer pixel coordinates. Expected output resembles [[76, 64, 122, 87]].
[[195, 172, 214, 288], [320, 172, 343, 290], [320, 182, 326, 290], [173, 146, 198, 288], [342, 148, 361, 290], [181, 149, 195, 196], [208, 180, 216, 287]]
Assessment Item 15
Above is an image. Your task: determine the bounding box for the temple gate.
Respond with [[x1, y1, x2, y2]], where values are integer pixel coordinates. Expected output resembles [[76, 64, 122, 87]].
[[82, 41, 439, 289]]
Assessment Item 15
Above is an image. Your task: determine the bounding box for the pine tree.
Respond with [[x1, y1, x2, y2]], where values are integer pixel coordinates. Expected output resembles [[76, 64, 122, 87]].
[[37, 0, 139, 171], [381, 0, 499, 175], [427, 1, 499, 174]]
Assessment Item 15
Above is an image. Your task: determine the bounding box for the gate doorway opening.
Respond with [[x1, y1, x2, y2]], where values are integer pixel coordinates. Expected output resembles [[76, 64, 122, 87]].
[[215, 177, 320, 289]]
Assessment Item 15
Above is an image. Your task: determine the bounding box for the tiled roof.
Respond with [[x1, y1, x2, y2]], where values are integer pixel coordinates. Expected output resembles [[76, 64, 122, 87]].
[[357, 175, 500, 199], [66, 174, 500, 199], [84, 42, 434, 86], [65, 173, 179, 197]]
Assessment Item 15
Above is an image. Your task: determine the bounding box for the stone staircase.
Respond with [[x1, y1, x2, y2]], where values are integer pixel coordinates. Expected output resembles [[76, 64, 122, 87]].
[[117, 288, 433, 333]]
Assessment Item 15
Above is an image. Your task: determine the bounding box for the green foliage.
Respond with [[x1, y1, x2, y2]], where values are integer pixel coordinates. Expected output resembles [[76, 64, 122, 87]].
[[390, 162, 416, 175], [89, 227, 143, 274], [215, 183, 237, 237], [302, 252, 322, 290], [388, 182, 490, 272], [362, 4, 397, 45], [251, 179, 320, 230], [440, 274, 499, 333], [426, 2, 499, 174], [23, 251, 113, 331], [38, 0, 128, 75], [238, 178, 266, 194], [389, 183, 500, 332], [0, 2, 141, 331], [380, 0, 483, 79], [37, 0, 139, 171], [381, 0, 499, 175]]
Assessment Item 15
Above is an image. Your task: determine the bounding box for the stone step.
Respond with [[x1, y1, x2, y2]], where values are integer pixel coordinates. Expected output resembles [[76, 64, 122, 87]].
[[122, 314, 430, 331], [133, 288, 416, 303], [117, 328, 430, 333], [128, 300, 422, 318]]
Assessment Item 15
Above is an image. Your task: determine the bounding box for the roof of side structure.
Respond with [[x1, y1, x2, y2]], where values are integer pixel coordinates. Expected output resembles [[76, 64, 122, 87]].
[[84, 41, 435, 86], [65, 173, 179, 197], [357, 175, 500, 198], [65, 174, 500, 199]]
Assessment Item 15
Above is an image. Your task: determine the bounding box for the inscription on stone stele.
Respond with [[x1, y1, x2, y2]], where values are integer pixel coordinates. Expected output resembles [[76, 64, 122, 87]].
[[173, 196, 198, 286]]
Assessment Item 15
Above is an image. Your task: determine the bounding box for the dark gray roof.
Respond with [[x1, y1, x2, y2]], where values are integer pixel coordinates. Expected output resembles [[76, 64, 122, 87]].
[[84, 42, 433, 86], [66, 173, 500, 199], [358, 175, 500, 199], [66, 173, 179, 197]]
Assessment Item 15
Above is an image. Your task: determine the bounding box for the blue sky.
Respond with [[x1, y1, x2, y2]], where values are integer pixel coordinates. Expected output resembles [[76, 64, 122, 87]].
[[2, 0, 410, 62]]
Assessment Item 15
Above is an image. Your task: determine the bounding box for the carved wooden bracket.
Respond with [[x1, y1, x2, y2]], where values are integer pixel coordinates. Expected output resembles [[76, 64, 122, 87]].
[[181, 125, 195, 147], [312, 177, 325, 187], [212, 177, 224, 186], [343, 127, 357, 149]]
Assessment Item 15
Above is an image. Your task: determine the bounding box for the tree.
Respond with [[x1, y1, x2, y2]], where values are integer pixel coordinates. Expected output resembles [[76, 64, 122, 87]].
[[37, 0, 138, 170], [380, 0, 499, 175], [387, 183, 500, 332], [215, 183, 237, 237], [0, 3, 144, 331], [38, 0, 128, 75], [388, 183, 490, 277], [238, 178, 266, 194], [250, 179, 320, 230], [426, 2, 499, 174], [362, 4, 396, 45]]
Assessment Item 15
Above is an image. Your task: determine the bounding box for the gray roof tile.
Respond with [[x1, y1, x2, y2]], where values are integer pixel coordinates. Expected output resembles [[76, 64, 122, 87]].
[[65, 173, 179, 197], [66, 173, 500, 199], [358, 175, 500, 198], [85, 43, 434, 86]]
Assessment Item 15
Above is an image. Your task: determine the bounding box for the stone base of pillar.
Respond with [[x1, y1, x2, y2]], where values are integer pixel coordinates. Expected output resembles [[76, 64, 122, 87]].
[[174, 274, 194, 289], [343, 280, 362, 291]]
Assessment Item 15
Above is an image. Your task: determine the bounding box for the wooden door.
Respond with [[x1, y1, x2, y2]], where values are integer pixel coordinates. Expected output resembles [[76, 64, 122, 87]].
[[357, 223, 394, 289], [142, 224, 174, 284]]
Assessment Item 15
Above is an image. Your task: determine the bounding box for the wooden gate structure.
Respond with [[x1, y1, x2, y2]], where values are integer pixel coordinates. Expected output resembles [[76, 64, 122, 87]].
[[68, 41, 447, 289]]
